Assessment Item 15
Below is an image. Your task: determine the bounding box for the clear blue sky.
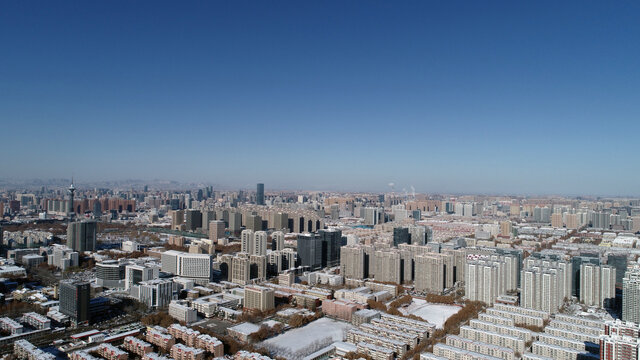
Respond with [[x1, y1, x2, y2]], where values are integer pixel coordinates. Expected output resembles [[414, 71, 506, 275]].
[[2, 1, 639, 195]]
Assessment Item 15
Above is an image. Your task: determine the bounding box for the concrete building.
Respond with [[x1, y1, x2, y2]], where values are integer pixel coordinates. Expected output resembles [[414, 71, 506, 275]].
[[123, 336, 153, 357], [15, 339, 56, 360], [170, 343, 205, 360], [521, 260, 572, 313], [623, 266, 640, 323], [138, 279, 176, 308], [272, 231, 285, 251], [580, 263, 616, 308], [161, 250, 212, 284], [244, 285, 275, 311], [169, 300, 197, 324], [208, 220, 225, 242]]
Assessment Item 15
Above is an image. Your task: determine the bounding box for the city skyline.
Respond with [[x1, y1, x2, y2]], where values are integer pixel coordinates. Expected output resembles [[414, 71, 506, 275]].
[[3, 1, 640, 195]]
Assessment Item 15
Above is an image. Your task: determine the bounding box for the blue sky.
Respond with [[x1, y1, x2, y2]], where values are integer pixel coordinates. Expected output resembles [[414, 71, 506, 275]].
[[2, 1, 639, 195]]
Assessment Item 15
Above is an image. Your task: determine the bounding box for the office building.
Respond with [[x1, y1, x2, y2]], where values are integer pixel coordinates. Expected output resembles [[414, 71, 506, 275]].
[[297, 233, 323, 270], [96, 260, 126, 288], [125, 263, 160, 290], [67, 221, 97, 252], [256, 183, 265, 205], [138, 279, 176, 308], [59, 280, 90, 324], [393, 227, 410, 247], [161, 250, 213, 284], [185, 210, 202, 231], [319, 228, 343, 267]]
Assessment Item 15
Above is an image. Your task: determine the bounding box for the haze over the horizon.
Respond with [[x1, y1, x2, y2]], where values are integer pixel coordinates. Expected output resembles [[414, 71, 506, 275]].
[[2, 1, 639, 195]]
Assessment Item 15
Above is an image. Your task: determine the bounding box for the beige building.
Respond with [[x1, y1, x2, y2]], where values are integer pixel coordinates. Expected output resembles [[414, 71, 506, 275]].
[[244, 285, 275, 311], [208, 220, 225, 242]]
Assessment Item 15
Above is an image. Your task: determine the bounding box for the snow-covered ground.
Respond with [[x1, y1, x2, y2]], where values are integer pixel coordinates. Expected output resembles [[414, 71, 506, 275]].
[[399, 298, 461, 328], [260, 317, 354, 359]]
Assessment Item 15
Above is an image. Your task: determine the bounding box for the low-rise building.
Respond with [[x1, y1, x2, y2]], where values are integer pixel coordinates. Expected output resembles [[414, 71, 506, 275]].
[[170, 343, 205, 360], [14, 339, 56, 360], [123, 336, 153, 357], [97, 343, 128, 360]]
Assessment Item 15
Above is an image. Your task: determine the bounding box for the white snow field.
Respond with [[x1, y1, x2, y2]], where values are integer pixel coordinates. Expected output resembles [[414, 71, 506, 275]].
[[260, 317, 354, 359], [399, 298, 461, 328]]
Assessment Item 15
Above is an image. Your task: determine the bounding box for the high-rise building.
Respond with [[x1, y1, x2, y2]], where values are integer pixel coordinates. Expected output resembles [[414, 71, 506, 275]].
[[465, 256, 517, 305], [374, 250, 402, 284], [408, 225, 427, 245], [414, 254, 454, 294], [201, 211, 215, 232], [572, 255, 600, 297], [274, 213, 289, 232], [208, 220, 225, 242], [318, 228, 343, 267], [272, 231, 285, 251], [171, 210, 184, 230], [297, 233, 323, 270], [95, 260, 126, 288], [67, 221, 97, 252], [185, 210, 202, 231], [253, 231, 268, 256], [229, 212, 242, 233], [521, 260, 572, 313], [551, 212, 564, 228], [59, 280, 90, 324], [245, 214, 263, 231], [340, 246, 366, 280], [363, 207, 380, 226], [581, 263, 616, 308], [256, 183, 265, 205], [232, 254, 250, 285], [393, 227, 410, 247], [623, 266, 640, 323], [241, 229, 254, 253], [240, 229, 266, 256], [500, 221, 513, 237]]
